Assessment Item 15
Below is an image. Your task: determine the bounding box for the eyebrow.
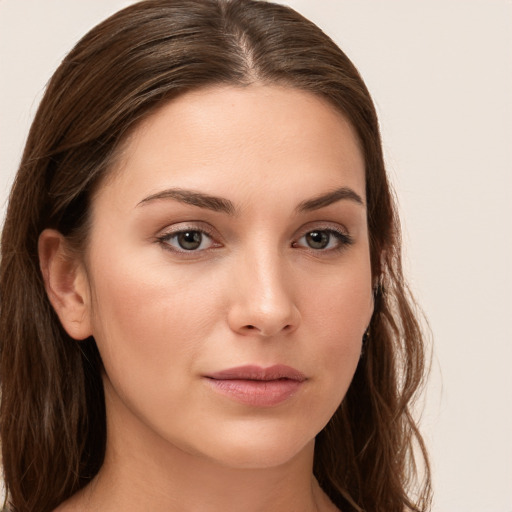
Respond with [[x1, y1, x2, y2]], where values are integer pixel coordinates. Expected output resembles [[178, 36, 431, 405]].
[[295, 187, 364, 212], [137, 186, 364, 214], [137, 188, 235, 215]]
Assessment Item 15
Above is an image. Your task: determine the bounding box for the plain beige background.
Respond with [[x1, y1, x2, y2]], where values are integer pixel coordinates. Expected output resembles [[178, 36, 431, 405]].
[[1, 1, 511, 510]]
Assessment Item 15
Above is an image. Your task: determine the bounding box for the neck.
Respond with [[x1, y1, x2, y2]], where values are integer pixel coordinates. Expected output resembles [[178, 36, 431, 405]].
[[60, 385, 337, 512], [87, 442, 322, 512]]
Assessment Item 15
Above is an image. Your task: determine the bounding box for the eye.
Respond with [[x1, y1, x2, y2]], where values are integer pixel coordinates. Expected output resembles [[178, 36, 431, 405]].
[[293, 229, 353, 251], [158, 229, 217, 252]]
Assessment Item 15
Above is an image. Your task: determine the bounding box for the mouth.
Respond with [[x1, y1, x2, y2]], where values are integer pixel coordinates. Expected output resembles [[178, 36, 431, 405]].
[[204, 365, 306, 407]]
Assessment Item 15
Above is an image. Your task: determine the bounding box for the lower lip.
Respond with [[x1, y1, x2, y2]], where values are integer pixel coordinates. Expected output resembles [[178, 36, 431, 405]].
[[205, 378, 303, 407]]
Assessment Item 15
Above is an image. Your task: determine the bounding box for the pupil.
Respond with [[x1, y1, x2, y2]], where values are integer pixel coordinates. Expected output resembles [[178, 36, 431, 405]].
[[178, 231, 202, 250], [306, 231, 329, 249]]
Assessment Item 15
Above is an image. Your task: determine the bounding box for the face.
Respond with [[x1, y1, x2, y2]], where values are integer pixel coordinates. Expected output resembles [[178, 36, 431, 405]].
[[80, 84, 373, 469]]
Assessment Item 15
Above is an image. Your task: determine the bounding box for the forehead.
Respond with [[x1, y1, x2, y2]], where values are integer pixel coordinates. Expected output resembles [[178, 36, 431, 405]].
[[98, 84, 365, 210]]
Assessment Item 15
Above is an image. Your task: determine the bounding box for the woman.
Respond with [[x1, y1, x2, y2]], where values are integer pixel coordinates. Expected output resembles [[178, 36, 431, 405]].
[[0, 1, 431, 511]]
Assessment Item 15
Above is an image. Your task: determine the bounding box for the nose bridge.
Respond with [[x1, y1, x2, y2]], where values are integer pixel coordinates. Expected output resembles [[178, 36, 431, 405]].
[[250, 245, 288, 311], [228, 239, 299, 337]]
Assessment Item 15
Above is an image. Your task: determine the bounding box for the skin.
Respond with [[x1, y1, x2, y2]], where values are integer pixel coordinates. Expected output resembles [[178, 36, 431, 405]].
[[42, 84, 374, 512]]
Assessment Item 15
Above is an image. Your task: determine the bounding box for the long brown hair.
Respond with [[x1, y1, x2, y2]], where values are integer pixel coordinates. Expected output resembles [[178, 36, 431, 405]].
[[0, 1, 431, 510]]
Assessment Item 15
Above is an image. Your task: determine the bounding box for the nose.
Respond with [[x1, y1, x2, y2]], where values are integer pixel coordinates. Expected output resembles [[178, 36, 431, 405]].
[[227, 249, 301, 337]]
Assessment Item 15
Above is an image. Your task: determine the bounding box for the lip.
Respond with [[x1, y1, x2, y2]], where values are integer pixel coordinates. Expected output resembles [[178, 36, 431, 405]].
[[204, 365, 306, 407]]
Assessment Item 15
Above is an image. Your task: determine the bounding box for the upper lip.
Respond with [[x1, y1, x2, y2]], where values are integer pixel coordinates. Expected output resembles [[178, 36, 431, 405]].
[[206, 364, 306, 382]]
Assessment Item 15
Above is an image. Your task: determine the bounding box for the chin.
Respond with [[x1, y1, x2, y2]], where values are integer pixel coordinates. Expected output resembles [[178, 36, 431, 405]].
[[183, 418, 319, 470], [206, 437, 315, 470]]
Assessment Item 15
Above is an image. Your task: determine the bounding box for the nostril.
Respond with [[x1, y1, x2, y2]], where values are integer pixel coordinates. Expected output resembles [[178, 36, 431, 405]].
[[242, 323, 295, 334]]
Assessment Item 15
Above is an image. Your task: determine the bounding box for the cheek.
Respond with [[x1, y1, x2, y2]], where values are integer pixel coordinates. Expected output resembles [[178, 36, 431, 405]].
[[86, 251, 222, 396], [303, 254, 372, 339], [299, 256, 372, 407]]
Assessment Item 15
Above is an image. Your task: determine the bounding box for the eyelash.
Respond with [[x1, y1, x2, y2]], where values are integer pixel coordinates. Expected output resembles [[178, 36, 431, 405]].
[[293, 228, 353, 252], [156, 225, 220, 254], [156, 225, 353, 255]]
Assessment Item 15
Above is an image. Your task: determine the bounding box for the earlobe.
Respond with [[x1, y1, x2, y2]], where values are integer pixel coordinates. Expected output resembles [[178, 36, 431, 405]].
[[38, 229, 92, 340]]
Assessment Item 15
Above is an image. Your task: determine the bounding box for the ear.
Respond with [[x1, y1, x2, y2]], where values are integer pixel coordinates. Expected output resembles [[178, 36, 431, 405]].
[[38, 229, 92, 340]]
